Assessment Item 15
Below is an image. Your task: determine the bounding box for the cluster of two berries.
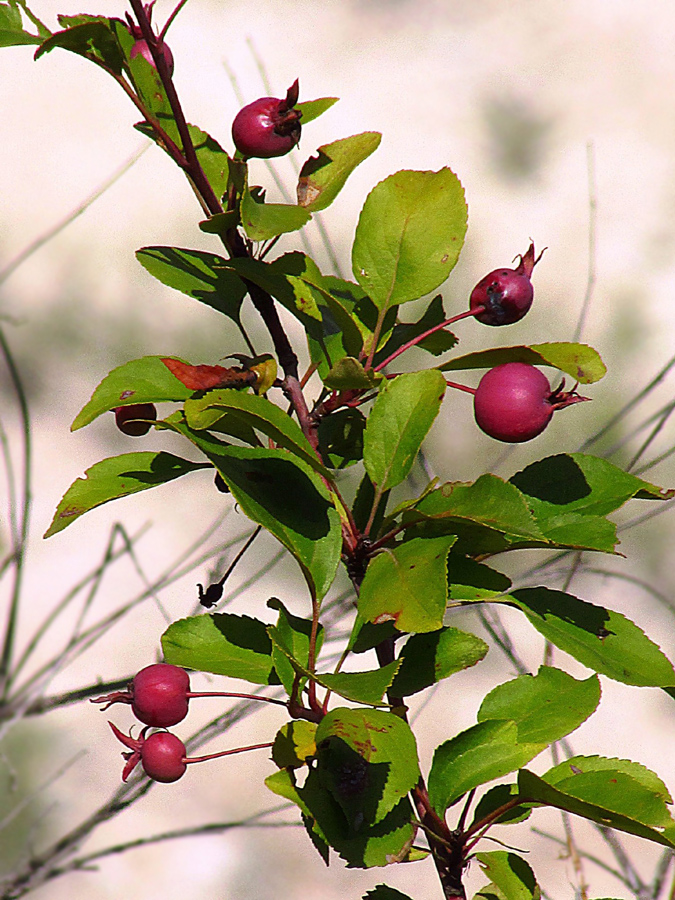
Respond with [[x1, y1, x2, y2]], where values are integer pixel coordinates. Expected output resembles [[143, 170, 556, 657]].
[[92, 663, 272, 783]]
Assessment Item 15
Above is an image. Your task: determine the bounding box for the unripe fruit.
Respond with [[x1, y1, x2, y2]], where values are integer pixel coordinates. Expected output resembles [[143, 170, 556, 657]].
[[140, 731, 187, 783], [131, 663, 190, 727], [474, 362, 588, 443], [113, 403, 157, 436], [470, 243, 543, 326], [232, 79, 302, 159], [130, 38, 174, 77]]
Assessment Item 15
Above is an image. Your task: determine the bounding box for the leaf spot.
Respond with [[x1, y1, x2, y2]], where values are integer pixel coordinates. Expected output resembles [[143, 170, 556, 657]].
[[119, 390, 135, 400]]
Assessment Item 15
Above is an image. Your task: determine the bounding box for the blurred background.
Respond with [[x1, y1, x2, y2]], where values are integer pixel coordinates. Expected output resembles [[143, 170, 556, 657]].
[[2, 1, 675, 898]]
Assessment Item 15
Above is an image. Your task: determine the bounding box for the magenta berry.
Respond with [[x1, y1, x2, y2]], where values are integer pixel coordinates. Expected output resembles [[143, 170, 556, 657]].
[[91, 663, 190, 727], [113, 403, 157, 437], [125, 3, 174, 77], [232, 79, 302, 159], [474, 362, 588, 443], [140, 731, 187, 783], [470, 243, 543, 326]]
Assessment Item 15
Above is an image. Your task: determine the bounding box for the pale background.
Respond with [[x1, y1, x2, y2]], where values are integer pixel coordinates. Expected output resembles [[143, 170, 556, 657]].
[[2, 1, 675, 898]]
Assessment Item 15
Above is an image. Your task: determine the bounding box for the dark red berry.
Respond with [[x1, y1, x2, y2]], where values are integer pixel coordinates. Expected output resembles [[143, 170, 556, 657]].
[[232, 79, 302, 159], [140, 731, 187, 783], [131, 663, 190, 727], [470, 243, 544, 326], [474, 362, 588, 443], [113, 403, 157, 436]]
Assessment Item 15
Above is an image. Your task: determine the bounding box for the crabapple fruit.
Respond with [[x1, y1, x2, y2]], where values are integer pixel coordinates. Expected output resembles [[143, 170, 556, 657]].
[[140, 731, 187, 783], [470, 243, 543, 326], [474, 362, 588, 443], [125, 3, 174, 76], [92, 663, 190, 727], [232, 79, 302, 159], [113, 403, 157, 436]]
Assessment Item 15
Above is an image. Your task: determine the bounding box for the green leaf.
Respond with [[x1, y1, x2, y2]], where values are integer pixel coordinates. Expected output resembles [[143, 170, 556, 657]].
[[161, 613, 278, 684], [475, 852, 541, 900], [390, 627, 488, 696], [184, 389, 331, 479], [188, 124, 231, 201], [440, 342, 606, 385], [272, 721, 317, 768], [477, 666, 600, 744], [511, 453, 673, 519], [510, 587, 675, 687], [323, 357, 383, 390], [35, 17, 123, 71], [165, 417, 341, 599], [71, 356, 191, 430], [316, 708, 420, 824], [317, 408, 366, 469], [544, 755, 672, 809], [136, 246, 247, 323], [241, 181, 312, 241], [447, 553, 513, 603], [364, 369, 446, 491], [408, 474, 546, 552], [471, 784, 532, 828], [266, 596, 324, 696], [518, 769, 675, 849], [358, 536, 456, 633], [44, 451, 207, 538], [428, 721, 545, 815], [297, 132, 382, 211], [363, 888, 414, 900], [268, 625, 399, 705], [295, 96, 338, 124], [352, 168, 468, 309], [0, 4, 41, 46]]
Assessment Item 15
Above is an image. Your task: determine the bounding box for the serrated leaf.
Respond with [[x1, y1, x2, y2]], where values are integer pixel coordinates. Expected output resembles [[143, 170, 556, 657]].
[[471, 784, 532, 828], [364, 369, 446, 492], [44, 452, 207, 538], [71, 356, 192, 430], [544, 755, 672, 806], [272, 721, 317, 768], [35, 17, 123, 71], [241, 181, 312, 241], [188, 124, 231, 201], [477, 666, 600, 745], [428, 721, 545, 815], [352, 168, 467, 309], [440, 342, 606, 385], [324, 357, 383, 390], [161, 613, 278, 684], [164, 416, 342, 599], [136, 246, 247, 323], [475, 852, 540, 900], [316, 708, 420, 824], [298, 132, 381, 211], [184, 389, 331, 479], [358, 536, 456, 633], [510, 587, 675, 687], [390, 627, 488, 696], [518, 769, 675, 849]]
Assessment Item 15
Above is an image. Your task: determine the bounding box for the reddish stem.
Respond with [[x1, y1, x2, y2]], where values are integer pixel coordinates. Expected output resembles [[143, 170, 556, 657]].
[[374, 307, 484, 373], [186, 741, 274, 765], [186, 691, 287, 707], [445, 379, 476, 396]]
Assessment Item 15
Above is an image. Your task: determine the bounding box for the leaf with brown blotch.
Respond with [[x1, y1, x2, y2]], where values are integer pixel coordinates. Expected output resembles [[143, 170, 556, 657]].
[[161, 358, 256, 391]]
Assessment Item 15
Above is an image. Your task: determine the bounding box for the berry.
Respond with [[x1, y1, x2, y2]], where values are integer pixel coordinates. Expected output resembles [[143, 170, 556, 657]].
[[131, 663, 191, 727], [113, 403, 157, 436], [140, 731, 187, 783], [470, 243, 544, 326], [125, 3, 174, 77], [91, 663, 190, 727], [232, 80, 302, 159], [473, 362, 588, 443]]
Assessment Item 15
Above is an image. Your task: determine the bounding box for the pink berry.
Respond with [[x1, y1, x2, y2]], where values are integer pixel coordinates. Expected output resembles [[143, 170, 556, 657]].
[[231, 79, 302, 159], [474, 362, 588, 443], [131, 663, 191, 727], [470, 243, 543, 326], [140, 731, 187, 783], [130, 38, 174, 77], [113, 403, 157, 437]]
